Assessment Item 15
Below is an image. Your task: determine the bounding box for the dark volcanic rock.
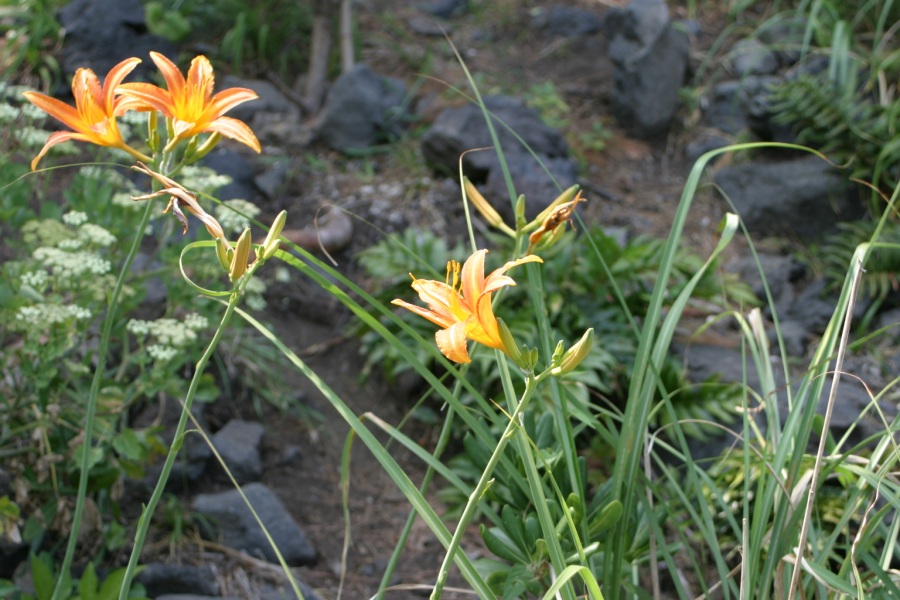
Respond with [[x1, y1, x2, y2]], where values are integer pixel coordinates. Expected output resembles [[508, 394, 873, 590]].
[[420, 95, 576, 218], [714, 157, 862, 239], [135, 563, 220, 598], [58, 0, 177, 81], [533, 6, 604, 37], [211, 419, 265, 484], [318, 64, 408, 152], [192, 483, 316, 566], [606, 0, 689, 138]]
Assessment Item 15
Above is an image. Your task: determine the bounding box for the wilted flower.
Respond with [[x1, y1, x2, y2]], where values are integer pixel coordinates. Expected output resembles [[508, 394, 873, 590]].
[[527, 189, 586, 253], [131, 162, 226, 241], [392, 249, 542, 364]]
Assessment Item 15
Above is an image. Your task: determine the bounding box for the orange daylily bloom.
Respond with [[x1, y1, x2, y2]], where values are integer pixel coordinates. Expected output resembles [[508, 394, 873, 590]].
[[392, 249, 542, 364], [23, 57, 150, 170], [118, 52, 261, 153]]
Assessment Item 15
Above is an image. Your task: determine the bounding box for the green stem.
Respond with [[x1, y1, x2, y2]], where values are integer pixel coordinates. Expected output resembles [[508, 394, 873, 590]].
[[376, 404, 457, 599], [50, 197, 155, 600], [430, 367, 545, 600], [118, 291, 240, 600]]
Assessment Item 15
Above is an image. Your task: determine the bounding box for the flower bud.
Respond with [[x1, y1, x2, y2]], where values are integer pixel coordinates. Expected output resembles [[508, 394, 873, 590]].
[[514, 194, 527, 229], [261, 210, 288, 260], [215, 236, 232, 271], [229, 228, 252, 282], [464, 178, 514, 236], [551, 328, 594, 376]]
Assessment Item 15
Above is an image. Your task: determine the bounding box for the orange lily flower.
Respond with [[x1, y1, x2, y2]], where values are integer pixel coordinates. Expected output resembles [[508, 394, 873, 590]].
[[117, 52, 261, 153], [23, 57, 150, 170], [392, 249, 542, 364]]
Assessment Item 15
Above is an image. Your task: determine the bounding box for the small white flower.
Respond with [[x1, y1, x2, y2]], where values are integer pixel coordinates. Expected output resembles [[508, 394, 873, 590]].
[[15, 303, 91, 327], [147, 344, 178, 362], [184, 313, 209, 331], [62, 211, 88, 227], [180, 165, 232, 196], [21, 270, 49, 289], [0, 104, 19, 124], [274, 266, 291, 283], [19, 103, 45, 120], [216, 199, 260, 235], [127, 319, 151, 336], [78, 223, 117, 247], [57, 239, 84, 250]]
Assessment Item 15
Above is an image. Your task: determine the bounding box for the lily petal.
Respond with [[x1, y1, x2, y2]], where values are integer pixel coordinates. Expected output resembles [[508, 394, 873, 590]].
[[436, 321, 471, 364]]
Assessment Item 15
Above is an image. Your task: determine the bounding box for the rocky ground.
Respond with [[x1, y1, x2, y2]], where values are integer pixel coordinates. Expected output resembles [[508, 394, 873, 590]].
[[8, 0, 900, 598]]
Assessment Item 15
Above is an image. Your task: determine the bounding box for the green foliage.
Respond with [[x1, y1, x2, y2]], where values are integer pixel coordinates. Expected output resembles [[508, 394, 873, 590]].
[[0, 0, 64, 89], [143, 1, 191, 43], [763, 2, 900, 197], [144, 0, 314, 77], [0, 107, 286, 573], [820, 219, 900, 300], [768, 68, 900, 192], [0, 555, 149, 600]]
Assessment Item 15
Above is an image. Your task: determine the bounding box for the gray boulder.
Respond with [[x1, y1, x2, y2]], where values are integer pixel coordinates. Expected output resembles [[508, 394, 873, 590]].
[[58, 0, 177, 81], [192, 483, 316, 566], [533, 6, 604, 37], [606, 0, 689, 138], [714, 157, 863, 239], [729, 38, 779, 77], [211, 419, 265, 484], [318, 64, 408, 152], [420, 95, 576, 218], [135, 563, 220, 598]]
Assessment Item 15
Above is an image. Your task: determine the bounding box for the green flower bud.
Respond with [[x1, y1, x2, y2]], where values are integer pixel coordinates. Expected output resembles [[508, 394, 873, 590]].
[[261, 210, 288, 260], [551, 328, 594, 376], [229, 228, 252, 282]]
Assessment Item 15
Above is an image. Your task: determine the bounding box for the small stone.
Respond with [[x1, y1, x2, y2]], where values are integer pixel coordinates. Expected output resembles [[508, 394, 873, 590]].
[[729, 38, 779, 76], [211, 419, 265, 484], [192, 483, 316, 566]]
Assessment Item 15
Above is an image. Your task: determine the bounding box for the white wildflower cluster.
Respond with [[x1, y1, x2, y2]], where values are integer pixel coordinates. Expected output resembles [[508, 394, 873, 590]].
[[19, 103, 45, 121], [244, 277, 267, 311], [0, 97, 45, 124], [15, 127, 59, 150], [78, 223, 117, 247], [78, 166, 132, 189], [216, 199, 260, 235], [57, 239, 84, 250], [16, 303, 91, 327], [20, 270, 49, 290], [147, 345, 178, 362], [0, 104, 19, 124], [183, 312, 209, 331], [33, 247, 112, 280], [112, 191, 142, 209], [62, 211, 88, 227], [127, 312, 209, 364], [179, 165, 232, 196]]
